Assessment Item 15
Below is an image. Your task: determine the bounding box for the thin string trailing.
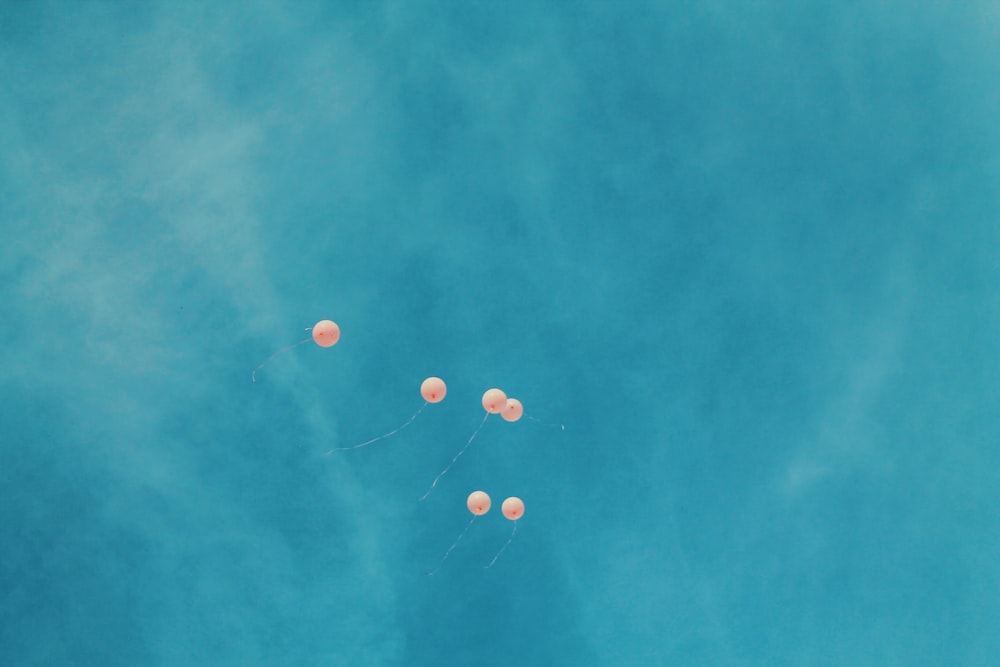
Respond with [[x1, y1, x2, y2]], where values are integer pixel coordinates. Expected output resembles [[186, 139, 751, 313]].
[[251, 334, 311, 384], [425, 516, 476, 576], [526, 415, 565, 430], [419, 412, 489, 501], [325, 403, 428, 454], [484, 521, 518, 569]]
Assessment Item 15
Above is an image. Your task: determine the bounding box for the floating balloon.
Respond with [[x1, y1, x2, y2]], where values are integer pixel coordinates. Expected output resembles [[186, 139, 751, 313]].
[[420, 376, 447, 403], [502, 395, 565, 429], [419, 388, 507, 501], [501, 496, 524, 520], [501, 398, 523, 422], [311, 319, 341, 347], [486, 496, 524, 568], [426, 490, 492, 576], [466, 490, 491, 515], [252, 319, 340, 383], [481, 388, 507, 414], [326, 376, 446, 454]]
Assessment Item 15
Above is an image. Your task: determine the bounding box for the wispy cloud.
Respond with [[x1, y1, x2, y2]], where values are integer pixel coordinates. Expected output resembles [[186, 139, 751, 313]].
[[1, 3, 405, 662]]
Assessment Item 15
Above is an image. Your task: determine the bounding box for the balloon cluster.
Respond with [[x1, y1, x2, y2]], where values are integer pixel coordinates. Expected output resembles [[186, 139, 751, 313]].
[[468, 492, 524, 570], [254, 320, 536, 571]]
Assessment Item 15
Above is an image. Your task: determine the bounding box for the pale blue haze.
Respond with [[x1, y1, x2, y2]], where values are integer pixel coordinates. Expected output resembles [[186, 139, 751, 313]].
[[2, 2, 999, 665]]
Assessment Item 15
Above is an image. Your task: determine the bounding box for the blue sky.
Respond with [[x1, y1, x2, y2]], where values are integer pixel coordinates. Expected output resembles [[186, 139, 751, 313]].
[[2, 2, 999, 665]]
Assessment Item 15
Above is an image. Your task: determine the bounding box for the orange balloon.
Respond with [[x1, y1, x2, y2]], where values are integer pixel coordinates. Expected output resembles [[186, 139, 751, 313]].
[[501, 497, 524, 521], [466, 491, 491, 516], [312, 320, 340, 347], [481, 388, 508, 414], [420, 377, 447, 403], [501, 398, 523, 422]]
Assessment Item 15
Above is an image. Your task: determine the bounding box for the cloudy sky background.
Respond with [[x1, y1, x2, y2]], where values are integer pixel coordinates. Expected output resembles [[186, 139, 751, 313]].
[[2, 2, 999, 665]]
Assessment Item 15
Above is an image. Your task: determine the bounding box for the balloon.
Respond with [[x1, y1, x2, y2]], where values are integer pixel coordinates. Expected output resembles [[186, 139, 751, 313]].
[[486, 497, 524, 568], [252, 319, 340, 383], [501, 496, 524, 520], [421, 377, 447, 403], [467, 490, 491, 516], [501, 398, 523, 422], [311, 319, 340, 347], [506, 396, 565, 430], [481, 388, 507, 414], [327, 376, 445, 453]]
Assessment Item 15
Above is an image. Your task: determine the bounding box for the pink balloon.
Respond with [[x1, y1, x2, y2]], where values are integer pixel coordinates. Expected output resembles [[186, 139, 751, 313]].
[[312, 320, 340, 347], [252, 319, 340, 383], [481, 388, 508, 414], [466, 491, 491, 516], [501, 398, 523, 422], [420, 377, 447, 403], [501, 497, 524, 521]]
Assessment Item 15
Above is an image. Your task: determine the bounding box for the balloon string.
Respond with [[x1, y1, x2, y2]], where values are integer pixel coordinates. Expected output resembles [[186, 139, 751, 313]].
[[425, 516, 476, 576], [527, 415, 565, 430], [325, 403, 428, 454], [419, 412, 489, 501], [251, 337, 311, 384], [484, 521, 518, 569]]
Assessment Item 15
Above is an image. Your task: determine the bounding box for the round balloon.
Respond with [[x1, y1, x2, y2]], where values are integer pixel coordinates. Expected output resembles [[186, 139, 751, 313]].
[[501, 497, 524, 520], [501, 398, 523, 422], [466, 491, 491, 516], [420, 377, 447, 403], [481, 388, 508, 414], [312, 320, 340, 347]]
